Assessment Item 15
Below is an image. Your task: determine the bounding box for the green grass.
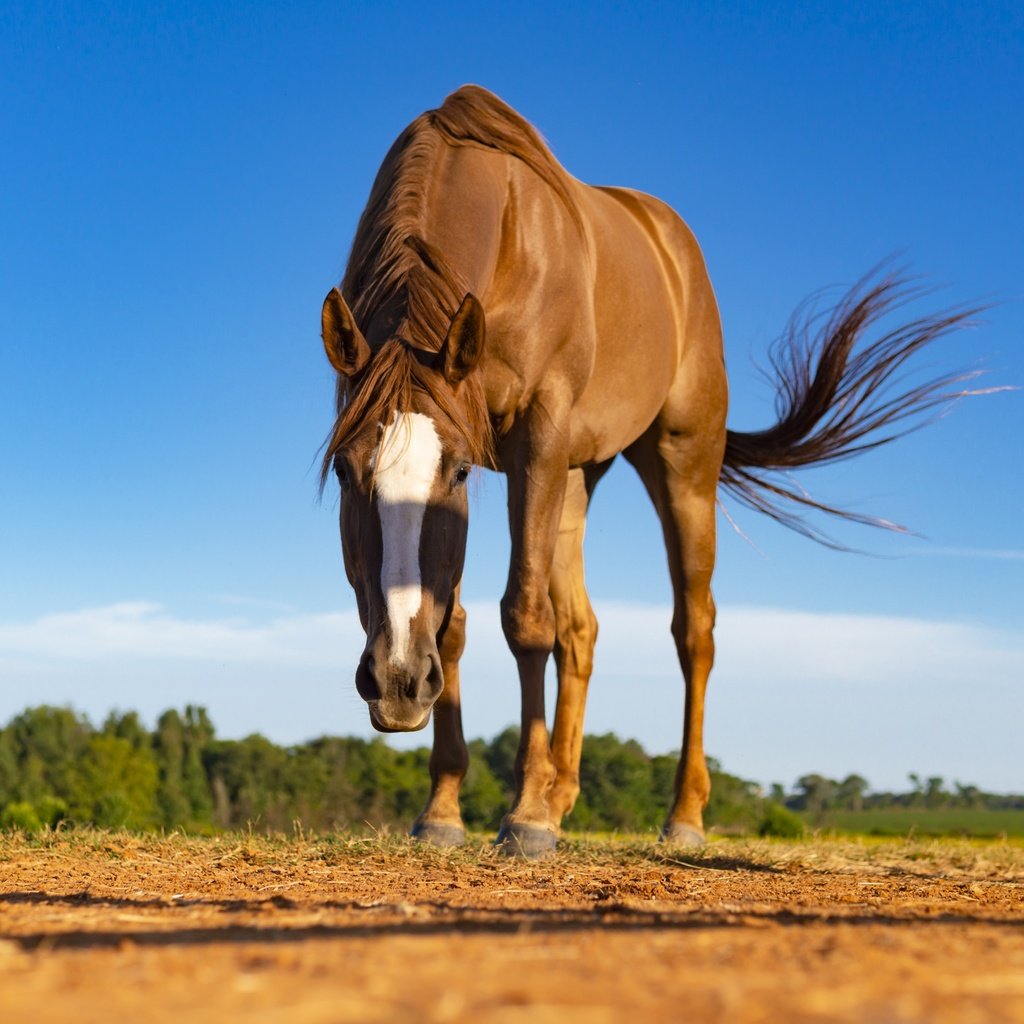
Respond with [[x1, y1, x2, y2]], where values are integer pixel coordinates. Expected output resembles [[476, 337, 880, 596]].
[[816, 808, 1024, 838]]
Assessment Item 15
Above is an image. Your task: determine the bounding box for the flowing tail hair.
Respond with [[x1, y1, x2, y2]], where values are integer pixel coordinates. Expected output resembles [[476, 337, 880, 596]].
[[720, 269, 1006, 546]]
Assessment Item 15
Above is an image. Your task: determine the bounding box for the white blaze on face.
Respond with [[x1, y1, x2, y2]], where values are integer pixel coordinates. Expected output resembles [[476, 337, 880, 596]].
[[373, 412, 443, 665]]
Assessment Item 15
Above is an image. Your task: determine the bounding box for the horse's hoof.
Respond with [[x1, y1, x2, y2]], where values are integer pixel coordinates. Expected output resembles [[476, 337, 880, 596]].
[[495, 823, 557, 858], [659, 822, 706, 849], [410, 822, 465, 847]]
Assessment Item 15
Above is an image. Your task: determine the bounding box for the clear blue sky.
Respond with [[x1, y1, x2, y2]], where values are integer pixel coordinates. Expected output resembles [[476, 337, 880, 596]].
[[1, 2, 1021, 792]]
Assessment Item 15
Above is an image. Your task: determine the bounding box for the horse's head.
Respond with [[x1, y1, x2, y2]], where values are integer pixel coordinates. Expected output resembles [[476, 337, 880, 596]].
[[320, 288, 486, 732]]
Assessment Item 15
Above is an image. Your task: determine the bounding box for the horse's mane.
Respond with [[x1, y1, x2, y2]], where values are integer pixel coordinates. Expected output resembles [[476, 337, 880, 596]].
[[324, 86, 575, 483], [341, 84, 579, 346]]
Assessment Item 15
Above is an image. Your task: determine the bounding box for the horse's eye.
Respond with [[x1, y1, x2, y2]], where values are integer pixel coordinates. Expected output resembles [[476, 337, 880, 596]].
[[334, 459, 347, 485], [454, 463, 470, 487]]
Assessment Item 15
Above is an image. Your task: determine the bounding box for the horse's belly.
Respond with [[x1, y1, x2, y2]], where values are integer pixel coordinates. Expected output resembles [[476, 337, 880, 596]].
[[568, 330, 678, 464]]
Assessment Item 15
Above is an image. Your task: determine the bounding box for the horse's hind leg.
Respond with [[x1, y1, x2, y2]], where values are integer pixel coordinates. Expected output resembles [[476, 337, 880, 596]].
[[411, 585, 469, 846], [625, 417, 724, 846], [548, 462, 612, 823]]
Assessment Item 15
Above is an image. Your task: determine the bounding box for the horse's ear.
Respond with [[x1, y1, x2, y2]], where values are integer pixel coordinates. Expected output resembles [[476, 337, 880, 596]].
[[321, 288, 370, 377], [439, 293, 485, 386]]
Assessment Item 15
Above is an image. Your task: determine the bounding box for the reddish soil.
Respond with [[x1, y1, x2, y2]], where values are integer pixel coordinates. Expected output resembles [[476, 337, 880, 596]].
[[0, 833, 1022, 1023]]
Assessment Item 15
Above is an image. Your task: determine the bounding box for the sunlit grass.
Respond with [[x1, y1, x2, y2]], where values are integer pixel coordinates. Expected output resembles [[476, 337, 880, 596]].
[[2, 827, 1021, 882]]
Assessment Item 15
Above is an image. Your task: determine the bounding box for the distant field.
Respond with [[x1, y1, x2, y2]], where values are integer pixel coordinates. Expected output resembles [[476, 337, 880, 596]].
[[818, 808, 1024, 837]]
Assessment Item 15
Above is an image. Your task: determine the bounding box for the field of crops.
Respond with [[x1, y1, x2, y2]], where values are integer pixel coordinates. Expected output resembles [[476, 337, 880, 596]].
[[820, 808, 1024, 837]]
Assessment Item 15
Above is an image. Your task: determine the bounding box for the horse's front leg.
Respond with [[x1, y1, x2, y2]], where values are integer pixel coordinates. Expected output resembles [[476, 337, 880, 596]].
[[548, 461, 612, 823], [496, 397, 570, 856], [411, 587, 469, 847]]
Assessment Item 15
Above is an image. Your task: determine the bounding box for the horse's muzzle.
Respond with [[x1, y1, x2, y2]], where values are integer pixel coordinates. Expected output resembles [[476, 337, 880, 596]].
[[356, 647, 443, 732]]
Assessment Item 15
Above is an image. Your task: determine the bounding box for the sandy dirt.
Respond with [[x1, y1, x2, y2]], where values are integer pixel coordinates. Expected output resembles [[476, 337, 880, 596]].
[[0, 832, 1022, 1023]]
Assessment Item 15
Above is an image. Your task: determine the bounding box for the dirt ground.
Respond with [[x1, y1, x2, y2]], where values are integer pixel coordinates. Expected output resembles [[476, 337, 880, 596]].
[[0, 832, 1022, 1024]]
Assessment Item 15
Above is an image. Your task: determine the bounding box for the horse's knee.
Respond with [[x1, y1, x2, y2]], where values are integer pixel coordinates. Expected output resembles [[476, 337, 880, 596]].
[[439, 601, 467, 662], [501, 591, 556, 658], [671, 603, 715, 678]]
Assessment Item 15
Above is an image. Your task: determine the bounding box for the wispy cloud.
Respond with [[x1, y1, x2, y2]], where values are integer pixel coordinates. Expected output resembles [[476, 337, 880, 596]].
[[0, 602, 364, 668], [0, 600, 1020, 791], [210, 594, 300, 613], [2, 598, 1020, 689], [898, 546, 1024, 561]]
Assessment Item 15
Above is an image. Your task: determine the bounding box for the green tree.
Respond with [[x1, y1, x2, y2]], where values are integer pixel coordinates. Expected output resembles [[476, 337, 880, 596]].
[[650, 754, 678, 818], [483, 726, 520, 792], [460, 739, 509, 830], [103, 710, 149, 748], [570, 734, 659, 831], [354, 740, 430, 826], [837, 773, 869, 813], [1, 802, 41, 831], [0, 728, 19, 806], [955, 781, 981, 809], [907, 772, 924, 807], [706, 757, 763, 831], [153, 709, 190, 827], [796, 773, 837, 822], [181, 706, 215, 823], [758, 802, 804, 838], [302, 736, 363, 827], [285, 743, 331, 827], [924, 776, 948, 809], [205, 734, 292, 828], [7, 706, 91, 805], [73, 734, 160, 828]]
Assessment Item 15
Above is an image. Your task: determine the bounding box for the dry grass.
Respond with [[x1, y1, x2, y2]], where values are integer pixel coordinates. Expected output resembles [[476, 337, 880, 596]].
[[2, 827, 1021, 882], [2, 826, 1022, 1024]]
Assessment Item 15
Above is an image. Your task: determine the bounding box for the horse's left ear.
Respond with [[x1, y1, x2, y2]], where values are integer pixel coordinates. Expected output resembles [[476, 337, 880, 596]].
[[438, 293, 485, 386]]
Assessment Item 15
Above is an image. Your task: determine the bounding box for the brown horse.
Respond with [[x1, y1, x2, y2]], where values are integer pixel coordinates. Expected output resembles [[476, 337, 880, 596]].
[[320, 86, 976, 855]]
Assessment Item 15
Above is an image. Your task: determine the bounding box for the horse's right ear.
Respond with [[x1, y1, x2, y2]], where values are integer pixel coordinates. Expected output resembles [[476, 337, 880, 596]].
[[439, 293, 486, 387], [321, 289, 370, 377]]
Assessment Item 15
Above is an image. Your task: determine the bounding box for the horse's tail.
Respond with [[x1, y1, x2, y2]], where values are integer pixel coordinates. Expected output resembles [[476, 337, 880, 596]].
[[719, 270, 996, 546]]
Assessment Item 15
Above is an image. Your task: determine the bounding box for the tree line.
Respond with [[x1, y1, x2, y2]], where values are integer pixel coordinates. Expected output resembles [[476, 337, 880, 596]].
[[780, 771, 1023, 824], [0, 705, 1016, 835]]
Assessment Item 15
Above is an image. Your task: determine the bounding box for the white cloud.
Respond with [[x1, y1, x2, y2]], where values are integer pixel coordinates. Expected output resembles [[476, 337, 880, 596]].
[[716, 605, 1020, 683], [0, 601, 363, 668], [0, 599, 1020, 791]]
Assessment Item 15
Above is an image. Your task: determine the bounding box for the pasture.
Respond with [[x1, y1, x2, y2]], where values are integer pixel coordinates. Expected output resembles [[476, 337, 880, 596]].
[[1, 831, 1021, 1023], [822, 808, 1024, 838]]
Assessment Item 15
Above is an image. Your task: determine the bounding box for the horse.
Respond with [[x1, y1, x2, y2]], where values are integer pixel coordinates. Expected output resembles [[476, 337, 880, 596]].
[[319, 85, 977, 855]]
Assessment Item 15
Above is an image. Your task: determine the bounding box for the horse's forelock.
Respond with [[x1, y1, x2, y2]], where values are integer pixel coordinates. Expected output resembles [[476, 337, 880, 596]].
[[320, 342, 493, 492]]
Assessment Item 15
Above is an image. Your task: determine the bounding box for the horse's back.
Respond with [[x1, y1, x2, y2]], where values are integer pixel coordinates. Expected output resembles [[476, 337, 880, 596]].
[[588, 184, 721, 357], [560, 182, 725, 463], [423, 136, 726, 466]]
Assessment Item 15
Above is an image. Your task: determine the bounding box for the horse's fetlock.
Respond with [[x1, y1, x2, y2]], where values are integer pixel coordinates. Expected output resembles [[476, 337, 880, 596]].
[[430, 750, 469, 781], [551, 772, 581, 817]]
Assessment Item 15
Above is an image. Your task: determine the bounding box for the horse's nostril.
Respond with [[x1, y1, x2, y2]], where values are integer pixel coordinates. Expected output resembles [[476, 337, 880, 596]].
[[423, 653, 444, 702], [397, 656, 440, 702], [355, 652, 381, 702], [404, 668, 421, 700]]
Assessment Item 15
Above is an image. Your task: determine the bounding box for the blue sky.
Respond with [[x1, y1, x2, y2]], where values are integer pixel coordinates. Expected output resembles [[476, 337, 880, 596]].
[[1, 2, 1021, 792]]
